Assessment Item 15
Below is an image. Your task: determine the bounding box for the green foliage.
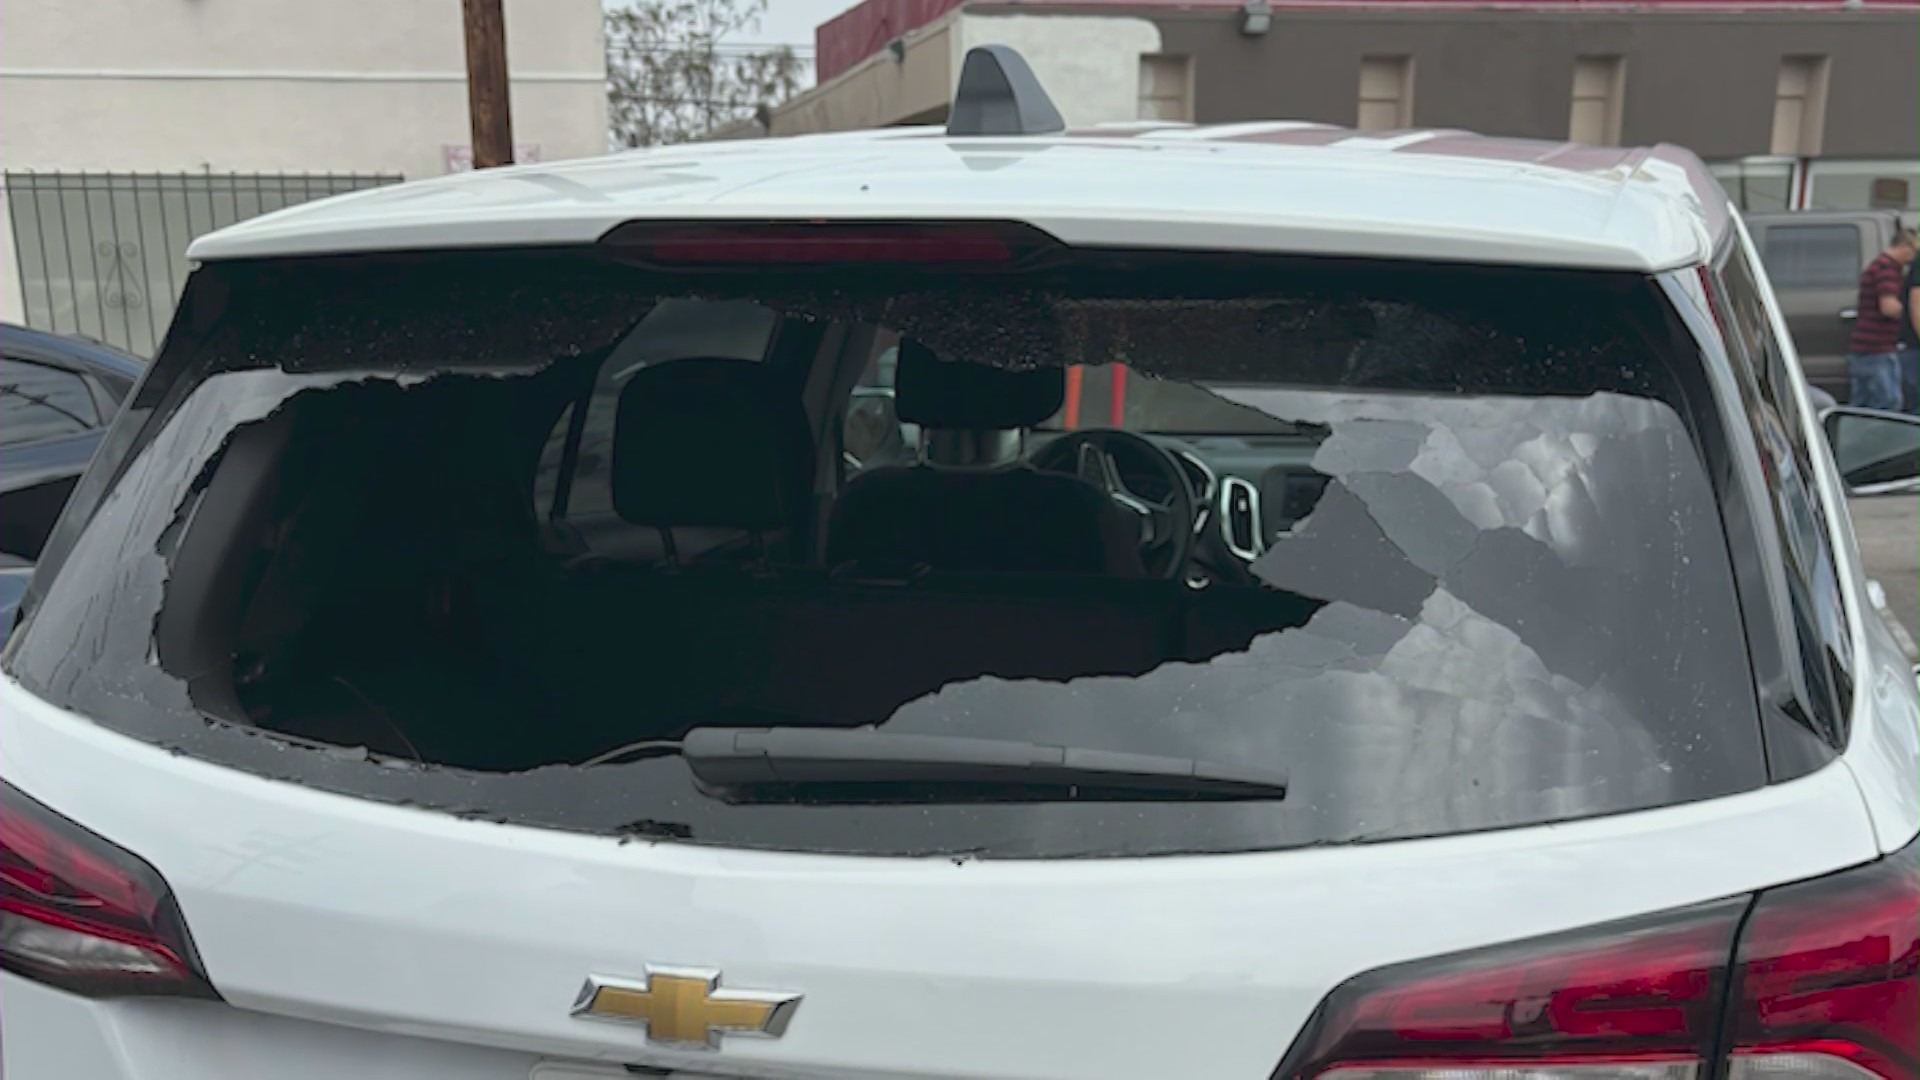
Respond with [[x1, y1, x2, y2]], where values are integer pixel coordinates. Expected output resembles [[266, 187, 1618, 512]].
[[606, 0, 806, 148]]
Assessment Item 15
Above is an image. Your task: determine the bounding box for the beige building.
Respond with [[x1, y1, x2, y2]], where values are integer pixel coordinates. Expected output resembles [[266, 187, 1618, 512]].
[[732, 0, 1918, 222], [1, 0, 607, 354]]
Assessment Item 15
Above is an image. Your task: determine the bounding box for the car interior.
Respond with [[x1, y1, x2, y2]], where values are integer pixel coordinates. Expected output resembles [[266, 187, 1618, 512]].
[[182, 301, 1329, 771]]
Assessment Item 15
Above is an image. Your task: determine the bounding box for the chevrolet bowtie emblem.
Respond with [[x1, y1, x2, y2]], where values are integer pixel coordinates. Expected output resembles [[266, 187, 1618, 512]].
[[572, 967, 801, 1049]]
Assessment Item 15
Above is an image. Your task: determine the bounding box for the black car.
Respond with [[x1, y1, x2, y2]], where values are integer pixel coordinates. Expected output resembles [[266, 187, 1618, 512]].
[[0, 323, 144, 621]]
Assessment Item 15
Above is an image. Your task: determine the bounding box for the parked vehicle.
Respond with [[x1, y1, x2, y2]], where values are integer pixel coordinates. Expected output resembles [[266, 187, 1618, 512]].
[[1747, 208, 1915, 404], [0, 324, 142, 628], [2, 48, 1914, 1080]]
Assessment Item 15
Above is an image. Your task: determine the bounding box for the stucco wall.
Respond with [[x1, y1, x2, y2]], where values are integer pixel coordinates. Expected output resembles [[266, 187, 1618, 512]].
[[0, 0, 607, 324], [956, 14, 1164, 128]]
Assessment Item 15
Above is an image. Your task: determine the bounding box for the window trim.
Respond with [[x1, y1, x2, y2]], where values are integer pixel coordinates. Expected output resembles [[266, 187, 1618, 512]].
[[1704, 230, 1858, 756], [1727, 221, 1878, 754]]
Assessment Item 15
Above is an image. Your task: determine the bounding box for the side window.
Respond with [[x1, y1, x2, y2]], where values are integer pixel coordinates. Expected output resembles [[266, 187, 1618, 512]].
[[1715, 247, 1854, 737], [532, 299, 778, 540], [0, 357, 101, 448], [1757, 224, 1864, 289]]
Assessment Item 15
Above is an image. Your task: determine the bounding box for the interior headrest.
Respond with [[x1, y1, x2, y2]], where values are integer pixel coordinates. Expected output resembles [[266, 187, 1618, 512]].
[[612, 359, 814, 528], [894, 339, 1064, 429]]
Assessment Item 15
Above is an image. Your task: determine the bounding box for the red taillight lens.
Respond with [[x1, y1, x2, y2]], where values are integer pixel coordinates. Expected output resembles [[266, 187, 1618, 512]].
[[1272, 899, 1748, 1080], [1727, 838, 1918, 1080], [0, 781, 216, 998], [600, 221, 1055, 266]]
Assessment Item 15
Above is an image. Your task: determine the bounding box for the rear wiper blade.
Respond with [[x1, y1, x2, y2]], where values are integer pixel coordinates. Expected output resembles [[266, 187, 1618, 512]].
[[680, 727, 1289, 803]]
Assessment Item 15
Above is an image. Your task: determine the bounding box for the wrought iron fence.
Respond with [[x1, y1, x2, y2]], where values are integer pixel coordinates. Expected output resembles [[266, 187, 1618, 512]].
[[4, 171, 401, 356]]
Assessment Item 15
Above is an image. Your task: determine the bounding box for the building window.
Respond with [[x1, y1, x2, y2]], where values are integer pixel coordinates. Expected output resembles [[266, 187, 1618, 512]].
[[3, 171, 400, 355], [1568, 56, 1625, 145], [1770, 55, 1830, 157], [1357, 56, 1414, 133], [1138, 55, 1193, 122]]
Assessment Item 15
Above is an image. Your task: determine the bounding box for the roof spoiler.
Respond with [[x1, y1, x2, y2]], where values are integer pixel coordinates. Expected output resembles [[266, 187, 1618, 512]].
[[946, 45, 1065, 138]]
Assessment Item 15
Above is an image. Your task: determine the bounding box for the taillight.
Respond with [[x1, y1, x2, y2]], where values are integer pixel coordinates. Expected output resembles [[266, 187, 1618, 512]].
[[0, 781, 216, 998], [599, 220, 1057, 267], [1272, 898, 1748, 1080], [1726, 838, 1918, 1080]]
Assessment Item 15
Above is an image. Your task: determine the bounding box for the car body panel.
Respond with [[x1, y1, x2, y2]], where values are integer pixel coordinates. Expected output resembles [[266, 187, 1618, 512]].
[[0, 325, 144, 567], [0, 973, 536, 1080], [185, 130, 1719, 273], [0, 675, 1885, 1080]]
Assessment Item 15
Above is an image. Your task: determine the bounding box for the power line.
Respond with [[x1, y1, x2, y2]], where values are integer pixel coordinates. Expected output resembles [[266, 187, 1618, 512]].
[[616, 95, 767, 107], [605, 41, 815, 54]]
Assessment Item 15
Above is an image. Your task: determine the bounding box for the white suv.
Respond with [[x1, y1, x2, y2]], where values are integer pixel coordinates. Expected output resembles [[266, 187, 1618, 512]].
[[3, 47, 1915, 1080]]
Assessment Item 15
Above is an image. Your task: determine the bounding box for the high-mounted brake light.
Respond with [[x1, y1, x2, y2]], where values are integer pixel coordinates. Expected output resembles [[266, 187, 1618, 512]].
[[1272, 898, 1747, 1080], [599, 221, 1058, 267], [0, 781, 216, 998], [1726, 839, 1918, 1080]]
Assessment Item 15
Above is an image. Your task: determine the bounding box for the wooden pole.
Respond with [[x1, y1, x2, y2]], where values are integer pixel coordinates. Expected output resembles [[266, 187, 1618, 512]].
[[461, 0, 514, 169]]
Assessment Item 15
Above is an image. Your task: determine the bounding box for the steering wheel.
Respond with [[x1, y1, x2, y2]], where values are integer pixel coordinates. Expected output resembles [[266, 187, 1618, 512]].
[[1030, 429, 1198, 579]]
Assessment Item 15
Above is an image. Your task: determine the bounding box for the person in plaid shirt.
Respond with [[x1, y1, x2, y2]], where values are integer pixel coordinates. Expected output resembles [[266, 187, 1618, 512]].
[[1902, 241, 1919, 413], [1848, 227, 1918, 412]]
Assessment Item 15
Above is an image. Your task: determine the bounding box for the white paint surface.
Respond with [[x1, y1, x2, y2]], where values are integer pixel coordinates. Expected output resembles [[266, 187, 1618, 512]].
[[186, 131, 1722, 273], [0, 669, 1887, 1079]]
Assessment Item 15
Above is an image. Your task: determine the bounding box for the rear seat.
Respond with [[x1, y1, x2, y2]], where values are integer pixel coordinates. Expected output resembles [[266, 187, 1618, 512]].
[[472, 355, 1321, 757]]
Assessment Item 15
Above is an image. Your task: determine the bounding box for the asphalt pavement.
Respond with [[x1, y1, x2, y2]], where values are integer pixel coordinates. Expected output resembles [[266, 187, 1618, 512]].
[[1850, 494, 1919, 660]]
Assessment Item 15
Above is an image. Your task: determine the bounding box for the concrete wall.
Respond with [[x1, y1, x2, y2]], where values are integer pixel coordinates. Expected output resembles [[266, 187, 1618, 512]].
[[769, 13, 958, 136], [1144, 8, 1917, 160], [764, 2, 1915, 165], [0, 0, 607, 324], [753, 9, 1164, 137]]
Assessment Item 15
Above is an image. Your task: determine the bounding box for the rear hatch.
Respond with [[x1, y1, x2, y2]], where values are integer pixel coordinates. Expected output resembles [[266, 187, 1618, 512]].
[[0, 230, 1888, 1077]]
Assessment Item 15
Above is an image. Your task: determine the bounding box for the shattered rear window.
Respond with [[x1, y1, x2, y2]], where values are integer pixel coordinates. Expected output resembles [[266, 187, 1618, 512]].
[[1, 250, 1765, 858]]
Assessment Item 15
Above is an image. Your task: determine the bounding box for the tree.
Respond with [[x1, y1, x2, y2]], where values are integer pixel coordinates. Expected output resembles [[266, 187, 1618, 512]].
[[605, 0, 806, 149]]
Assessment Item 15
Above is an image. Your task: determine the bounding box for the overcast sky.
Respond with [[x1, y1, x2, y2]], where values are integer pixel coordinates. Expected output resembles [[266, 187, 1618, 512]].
[[745, 0, 861, 51]]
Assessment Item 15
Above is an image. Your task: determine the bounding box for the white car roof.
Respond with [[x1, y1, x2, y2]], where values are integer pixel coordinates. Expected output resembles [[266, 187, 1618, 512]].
[[187, 123, 1732, 273]]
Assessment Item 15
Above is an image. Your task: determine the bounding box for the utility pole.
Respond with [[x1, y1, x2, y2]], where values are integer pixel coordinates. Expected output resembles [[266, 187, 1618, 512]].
[[461, 0, 514, 168]]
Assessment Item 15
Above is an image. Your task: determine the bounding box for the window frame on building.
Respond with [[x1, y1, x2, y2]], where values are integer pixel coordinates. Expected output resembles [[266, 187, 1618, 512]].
[[1136, 54, 1195, 123], [1568, 55, 1627, 146], [1770, 55, 1831, 158], [1356, 55, 1415, 133]]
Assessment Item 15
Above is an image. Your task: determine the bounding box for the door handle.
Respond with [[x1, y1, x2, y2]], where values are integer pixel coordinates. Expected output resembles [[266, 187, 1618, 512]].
[[1840, 308, 1859, 320]]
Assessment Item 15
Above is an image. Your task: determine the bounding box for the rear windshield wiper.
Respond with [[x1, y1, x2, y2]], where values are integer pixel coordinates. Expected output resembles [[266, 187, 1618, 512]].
[[679, 727, 1289, 803]]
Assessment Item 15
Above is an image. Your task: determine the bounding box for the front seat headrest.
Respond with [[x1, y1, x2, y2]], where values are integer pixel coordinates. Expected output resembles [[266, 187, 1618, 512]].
[[612, 358, 814, 529], [895, 339, 1064, 429]]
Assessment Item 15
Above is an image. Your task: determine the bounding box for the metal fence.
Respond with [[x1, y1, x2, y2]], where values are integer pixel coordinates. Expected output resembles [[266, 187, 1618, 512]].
[[4, 171, 401, 356]]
